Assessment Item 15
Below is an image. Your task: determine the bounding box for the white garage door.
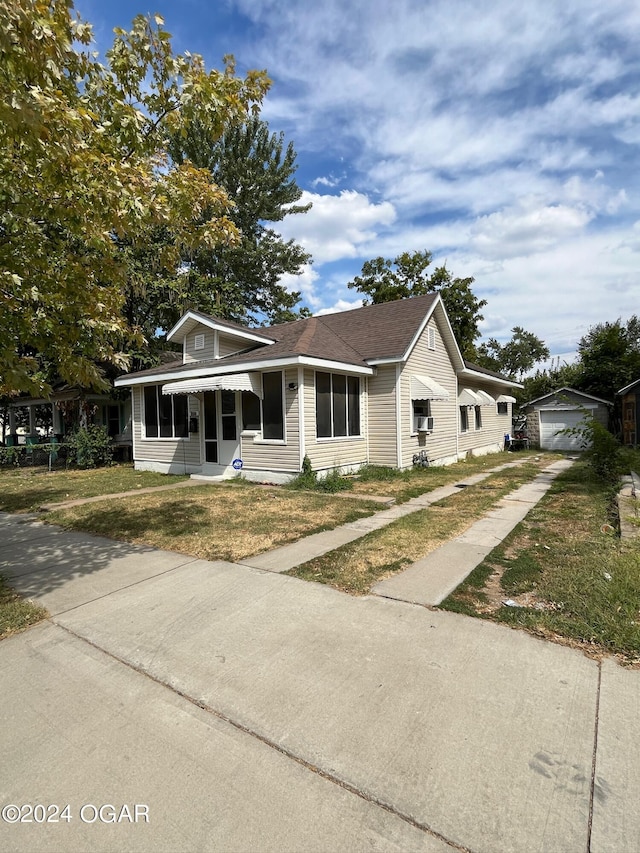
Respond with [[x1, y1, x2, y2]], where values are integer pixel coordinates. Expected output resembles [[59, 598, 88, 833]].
[[539, 410, 587, 451]]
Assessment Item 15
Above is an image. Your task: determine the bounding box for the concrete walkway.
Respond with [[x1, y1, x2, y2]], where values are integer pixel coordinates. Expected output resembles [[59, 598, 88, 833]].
[[372, 457, 574, 606], [1, 508, 639, 852], [240, 458, 536, 574]]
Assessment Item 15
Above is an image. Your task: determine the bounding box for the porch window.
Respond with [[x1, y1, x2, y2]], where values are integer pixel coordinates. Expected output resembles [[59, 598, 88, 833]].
[[241, 391, 261, 431], [316, 372, 360, 438], [262, 371, 284, 440], [497, 402, 508, 415], [475, 406, 482, 430], [460, 406, 469, 433], [143, 386, 188, 439]]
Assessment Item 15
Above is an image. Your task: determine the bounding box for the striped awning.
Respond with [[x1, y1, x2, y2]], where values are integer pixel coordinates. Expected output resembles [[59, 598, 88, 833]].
[[162, 373, 263, 399], [410, 375, 450, 401], [458, 388, 481, 406], [476, 390, 496, 406], [496, 394, 517, 404]]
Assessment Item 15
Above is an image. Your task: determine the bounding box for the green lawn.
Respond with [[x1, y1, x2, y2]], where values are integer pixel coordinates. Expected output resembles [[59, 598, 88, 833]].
[[0, 574, 47, 640], [440, 457, 640, 663], [0, 465, 189, 513]]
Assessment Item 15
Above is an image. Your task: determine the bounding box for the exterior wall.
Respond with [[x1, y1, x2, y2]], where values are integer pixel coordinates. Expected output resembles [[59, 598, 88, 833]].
[[303, 368, 369, 473], [240, 368, 301, 474], [458, 382, 511, 458], [622, 391, 638, 446], [131, 386, 202, 474], [183, 323, 257, 363], [184, 325, 216, 362], [367, 366, 398, 467], [399, 316, 459, 468]]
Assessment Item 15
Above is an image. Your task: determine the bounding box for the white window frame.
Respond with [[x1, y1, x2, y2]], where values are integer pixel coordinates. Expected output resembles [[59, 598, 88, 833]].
[[411, 399, 432, 435], [194, 333, 205, 351], [428, 327, 436, 350], [315, 371, 362, 440]]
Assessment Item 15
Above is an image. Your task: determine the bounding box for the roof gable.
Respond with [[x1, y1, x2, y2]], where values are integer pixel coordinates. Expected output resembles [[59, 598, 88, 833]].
[[525, 387, 613, 407], [167, 310, 275, 347]]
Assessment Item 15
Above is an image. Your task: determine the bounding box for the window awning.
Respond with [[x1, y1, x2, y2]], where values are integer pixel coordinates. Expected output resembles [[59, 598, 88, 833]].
[[458, 388, 481, 406], [496, 394, 517, 404], [410, 374, 450, 401], [162, 373, 263, 399], [476, 390, 496, 406]]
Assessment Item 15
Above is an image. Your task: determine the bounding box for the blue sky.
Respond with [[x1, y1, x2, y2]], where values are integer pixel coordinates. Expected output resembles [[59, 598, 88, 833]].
[[77, 0, 640, 362]]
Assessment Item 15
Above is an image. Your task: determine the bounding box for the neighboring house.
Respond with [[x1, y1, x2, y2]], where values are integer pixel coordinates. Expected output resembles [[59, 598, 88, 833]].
[[522, 387, 612, 451], [6, 385, 132, 455], [618, 378, 640, 446], [114, 294, 521, 482]]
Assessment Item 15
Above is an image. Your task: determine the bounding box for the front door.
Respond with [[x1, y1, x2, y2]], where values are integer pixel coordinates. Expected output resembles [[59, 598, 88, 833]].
[[202, 390, 240, 470]]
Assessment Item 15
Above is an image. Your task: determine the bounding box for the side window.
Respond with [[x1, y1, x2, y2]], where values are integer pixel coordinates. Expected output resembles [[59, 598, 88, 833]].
[[316, 372, 360, 438], [475, 406, 482, 430], [412, 400, 431, 432], [497, 401, 508, 415], [262, 372, 284, 440], [460, 406, 469, 433]]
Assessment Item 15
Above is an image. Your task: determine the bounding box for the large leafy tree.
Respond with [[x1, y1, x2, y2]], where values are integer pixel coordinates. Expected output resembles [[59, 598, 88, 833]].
[[477, 326, 550, 380], [0, 1, 269, 396], [576, 316, 640, 401], [168, 116, 312, 327], [347, 250, 486, 358]]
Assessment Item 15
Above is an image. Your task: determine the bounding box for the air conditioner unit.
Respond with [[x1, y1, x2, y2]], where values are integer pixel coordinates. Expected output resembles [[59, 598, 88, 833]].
[[417, 416, 434, 432]]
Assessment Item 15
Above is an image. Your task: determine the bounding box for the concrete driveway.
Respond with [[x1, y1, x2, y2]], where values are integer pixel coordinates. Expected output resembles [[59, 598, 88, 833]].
[[1, 511, 639, 852]]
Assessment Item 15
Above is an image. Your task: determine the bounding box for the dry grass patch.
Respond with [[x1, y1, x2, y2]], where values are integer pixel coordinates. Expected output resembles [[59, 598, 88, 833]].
[[0, 575, 47, 640], [289, 460, 554, 594], [0, 465, 189, 513], [442, 461, 640, 664], [46, 482, 381, 563]]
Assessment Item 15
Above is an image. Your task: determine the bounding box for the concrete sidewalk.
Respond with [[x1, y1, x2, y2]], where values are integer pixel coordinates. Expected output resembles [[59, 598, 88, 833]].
[[1, 457, 639, 852], [372, 457, 573, 606]]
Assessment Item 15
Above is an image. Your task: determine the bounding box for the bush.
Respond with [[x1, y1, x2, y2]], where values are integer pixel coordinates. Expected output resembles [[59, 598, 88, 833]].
[[566, 414, 623, 483], [67, 425, 113, 468], [287, 455, 353, 492]]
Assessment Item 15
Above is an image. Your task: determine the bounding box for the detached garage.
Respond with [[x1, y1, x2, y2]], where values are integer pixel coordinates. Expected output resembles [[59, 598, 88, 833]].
[[523, 388, 612, 451]]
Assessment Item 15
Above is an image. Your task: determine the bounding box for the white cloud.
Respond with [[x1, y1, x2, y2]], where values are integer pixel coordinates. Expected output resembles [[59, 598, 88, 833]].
[[469, 203, 594, 260], [315, 298, 364, 316], [279, 190, 396, 264]]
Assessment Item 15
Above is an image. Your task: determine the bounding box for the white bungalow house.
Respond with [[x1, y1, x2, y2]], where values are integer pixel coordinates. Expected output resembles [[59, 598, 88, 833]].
[[114, 294, 521, 482]]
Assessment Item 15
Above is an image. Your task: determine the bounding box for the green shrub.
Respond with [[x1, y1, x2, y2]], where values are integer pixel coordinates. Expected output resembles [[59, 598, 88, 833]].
[[287, 456, 353, 492], [67, 425, 113, 468], [563, 413, 623, 484]]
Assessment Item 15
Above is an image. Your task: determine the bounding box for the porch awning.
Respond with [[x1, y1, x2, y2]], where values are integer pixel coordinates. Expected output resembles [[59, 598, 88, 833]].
[[496, 394, 517, 404], [458, 388, 481, 406], [476, 390, 496, 406], [410, 374, 450, 401], [162, 373, 263, 399]]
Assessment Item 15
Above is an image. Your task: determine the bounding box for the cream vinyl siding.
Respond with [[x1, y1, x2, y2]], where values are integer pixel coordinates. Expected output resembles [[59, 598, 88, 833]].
[[367, 365, 398, 467], [303, 368, 368, 472], [218, 335, 250, 357], [184, 325, 216, 362], [400, 318, 458, 468], [183, 324, 258, 362], [240, 368, 300, 472], [458, 382, 507, 456], [132, 387, 202, 468]]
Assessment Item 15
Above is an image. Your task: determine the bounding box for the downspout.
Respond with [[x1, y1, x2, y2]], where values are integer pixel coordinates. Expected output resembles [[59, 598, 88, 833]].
[[395, 364, 403, 469], [455, 376, 460, 460], [298, 365, 305, 471]]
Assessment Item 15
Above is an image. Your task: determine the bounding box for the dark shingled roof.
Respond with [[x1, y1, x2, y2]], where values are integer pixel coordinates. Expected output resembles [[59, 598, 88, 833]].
[[118, 295, 441, 381], [259, 293, 439, 361]]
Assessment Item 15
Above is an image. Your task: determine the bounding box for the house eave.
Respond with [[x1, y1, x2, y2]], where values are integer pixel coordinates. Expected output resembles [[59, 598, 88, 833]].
[[458, 367, 523, 390], [115, 355, 374, 387], [166, 310, 275, 346]]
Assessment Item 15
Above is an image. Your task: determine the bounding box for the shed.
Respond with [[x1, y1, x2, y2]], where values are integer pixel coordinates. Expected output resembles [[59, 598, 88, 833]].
[[619, 378, 640, 446], [522, 387, 612, 451]]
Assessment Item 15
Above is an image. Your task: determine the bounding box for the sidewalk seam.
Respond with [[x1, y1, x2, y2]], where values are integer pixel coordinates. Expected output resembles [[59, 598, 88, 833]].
[[55, 620, 473, 853], [587, 660, 603, 853]]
